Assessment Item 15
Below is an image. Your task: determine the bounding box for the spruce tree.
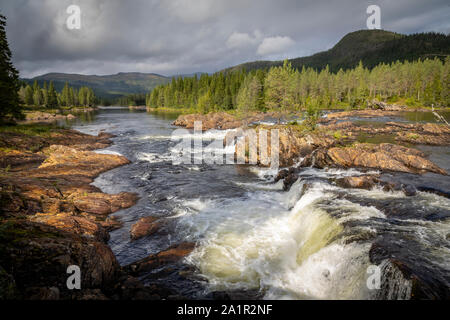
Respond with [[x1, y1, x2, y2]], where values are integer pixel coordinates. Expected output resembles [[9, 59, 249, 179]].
[[24, 85, 34, 105], [0, 14, 23, 121], [47, 81, 58, 108]]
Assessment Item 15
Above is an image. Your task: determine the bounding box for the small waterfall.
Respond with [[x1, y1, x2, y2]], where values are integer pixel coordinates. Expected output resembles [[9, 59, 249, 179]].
[[371, 259, 413, 300]]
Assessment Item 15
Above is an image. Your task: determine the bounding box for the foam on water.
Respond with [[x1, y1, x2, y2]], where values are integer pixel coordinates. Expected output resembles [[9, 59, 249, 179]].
[[137, 152, 173, 163], [94, 149, 123, 156], [182, 180, 385, 299]]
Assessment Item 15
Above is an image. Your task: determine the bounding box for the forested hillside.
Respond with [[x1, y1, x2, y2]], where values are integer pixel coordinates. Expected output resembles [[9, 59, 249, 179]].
[[224, 30, 450, 73], [147, 57, 450, 114], [23, 72, 170, 100]]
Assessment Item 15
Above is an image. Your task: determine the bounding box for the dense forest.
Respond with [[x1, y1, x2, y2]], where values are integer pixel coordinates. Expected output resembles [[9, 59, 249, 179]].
[[18, 81, 98, 108], [224, 31, 450, 73], [117, 93, 147, 106], [146, 57, 450, 115]]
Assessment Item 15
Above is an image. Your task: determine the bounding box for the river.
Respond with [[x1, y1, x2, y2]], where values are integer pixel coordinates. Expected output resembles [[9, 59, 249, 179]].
[[69, 108, 450, 300]]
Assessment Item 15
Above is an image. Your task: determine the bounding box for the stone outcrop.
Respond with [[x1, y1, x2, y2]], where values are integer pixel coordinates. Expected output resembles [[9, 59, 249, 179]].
[[322, 121, 450, 146], [126, 242, 196, 276], [0, 127, 139, 299], [302, 143, 447, 175], [0, 220, 120, 299], [226, 125, 337, 167], [173, 111, 280, 131], [335, 175, 380, 190], [130, 217, 163, 240], [322, 109, 404, 121], [174, 112, 240, 130], [367, 100, 407, 111], [22, 109, 96, 123], [23, 111, 76, 123]]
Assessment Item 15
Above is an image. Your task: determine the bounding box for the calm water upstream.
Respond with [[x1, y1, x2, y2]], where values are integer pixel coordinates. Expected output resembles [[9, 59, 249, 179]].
[[70, 108, 450, 300]]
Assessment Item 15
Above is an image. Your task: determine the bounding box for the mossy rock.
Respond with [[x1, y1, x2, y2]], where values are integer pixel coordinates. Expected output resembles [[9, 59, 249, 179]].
[[0, 265, 17, 299]]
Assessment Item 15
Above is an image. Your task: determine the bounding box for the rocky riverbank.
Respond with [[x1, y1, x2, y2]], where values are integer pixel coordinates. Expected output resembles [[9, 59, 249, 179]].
[[0, 125, 191, 300], [173, 111, 284, 130], [173, 110, 449, 173], [20, 108, 97, 123]]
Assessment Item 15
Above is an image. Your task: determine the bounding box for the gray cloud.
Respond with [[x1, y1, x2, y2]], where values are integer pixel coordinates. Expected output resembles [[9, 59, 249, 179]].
[[1, 0, 449, 78]]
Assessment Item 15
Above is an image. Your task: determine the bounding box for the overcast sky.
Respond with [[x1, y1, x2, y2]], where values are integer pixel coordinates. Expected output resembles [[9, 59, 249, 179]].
[[1, 0, 449, 78]]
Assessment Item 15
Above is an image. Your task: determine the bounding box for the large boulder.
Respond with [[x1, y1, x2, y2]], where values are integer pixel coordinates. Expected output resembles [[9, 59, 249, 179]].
[[336, 175, 380, 190], [130, 217, 163, 240], [126, 242, 195, 275], [226, 126, 337, 167], [303, 143, 447, 175], [30, 213, 110, 242], [0, 220, 120, 299]]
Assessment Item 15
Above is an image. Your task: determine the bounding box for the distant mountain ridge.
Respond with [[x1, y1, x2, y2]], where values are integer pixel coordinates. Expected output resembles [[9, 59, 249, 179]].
[[23, 30, 449, 99], [223, 30, 450, 73], [23, 72, 171, 100]]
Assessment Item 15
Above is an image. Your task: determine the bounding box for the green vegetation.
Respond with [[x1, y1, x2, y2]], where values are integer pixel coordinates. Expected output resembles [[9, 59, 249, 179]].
[[0, 123, 53, 137], [0, 14, 23, 123], [146, 57, 450, 116], [224, 30, 450, 73], [18, 80, 97, 108], [117, 93, 147, 106], [23, 72, 171, 101]]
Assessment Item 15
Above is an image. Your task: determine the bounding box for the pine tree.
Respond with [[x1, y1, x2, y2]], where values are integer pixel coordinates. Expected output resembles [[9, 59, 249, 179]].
[[61, 82, 70, 107], [265, 60, 298, 122], [78, 87, 86, 106], [441, 57, 450, 107], [236, 74, 263, 125], [33, 88, 44, 106], [42, 82, 49, 107], [0, 14, 22, 121], [24, 85, 34, 105], [47, 81, 58, 108], [69, 87, 75, 106]]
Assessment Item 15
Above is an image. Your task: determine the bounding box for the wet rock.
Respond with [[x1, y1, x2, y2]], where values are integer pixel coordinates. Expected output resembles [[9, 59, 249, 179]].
[[118, 276, 154, 300], [126, 242, 196, 275], [369, 240, 450, 300], [205, 289, 263, 300], [275, 167, 299, 191], [130, 217, 162, 240], [402, 185, 417, 197], [72, 289, 109, 300], [174, 112, 240, 130], [26, 286, 60, 300], [304, 143, 447, 175], [0, 220, 121, 299], [99, 216, 124, 232], [283, 172, 299, 191], [173, 112, 270, 131], [40, 145, 130, 178], [0, 265, 17, 299], [322, 119, 450, 146], [0, 151, 46, 171], [323, 109, 404, 121], [274, 169, 290, 182], [72, 192, 138, 216], [336, 175, 379, 190], [23, 112, 72, 123], [367, 100, 406, 111], [0, 127, 138, 300], [29, 213, 110, 242], [228, 126, 337, 167], [114, 276, 180, 300], [396, 131, 450, 146]]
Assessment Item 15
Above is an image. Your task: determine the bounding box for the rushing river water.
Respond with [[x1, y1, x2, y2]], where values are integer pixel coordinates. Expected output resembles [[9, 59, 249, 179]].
[[71, 108, 450, 300]]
